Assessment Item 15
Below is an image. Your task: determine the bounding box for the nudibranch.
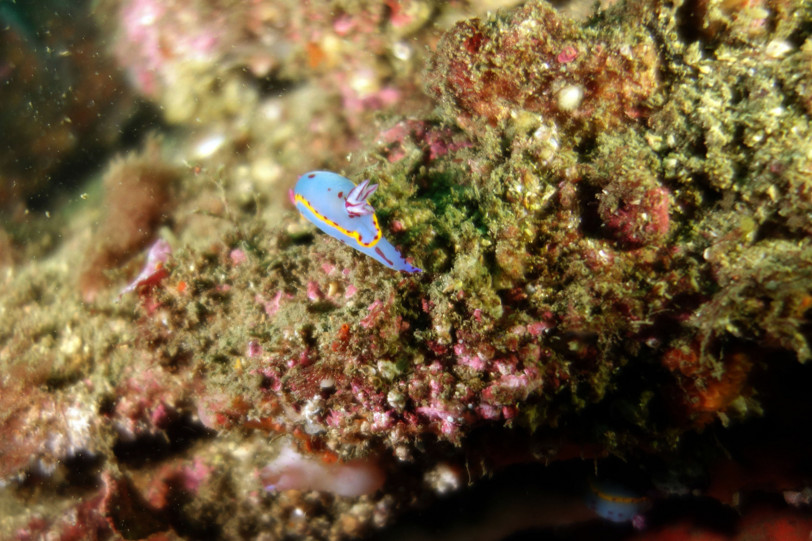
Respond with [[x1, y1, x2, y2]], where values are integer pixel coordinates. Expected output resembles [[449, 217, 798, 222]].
[[292, 171, 421, 273], [585, 475, 651, 526]]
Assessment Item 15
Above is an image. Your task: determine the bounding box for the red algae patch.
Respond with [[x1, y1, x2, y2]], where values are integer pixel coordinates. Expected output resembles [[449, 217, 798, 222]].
[[426, 1, 660, 136]]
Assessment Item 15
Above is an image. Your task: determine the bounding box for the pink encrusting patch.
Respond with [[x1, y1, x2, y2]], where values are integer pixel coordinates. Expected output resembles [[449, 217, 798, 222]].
[[454, 342, 488, 371], [229, 248, 247, 265], [600, 185, 672, 247], [527, 320, 553, 336], [246, 341, 263, 358], [307, 281, 324, 301], [257, 290, 293, 317], [557, 45, 578, 63], [360, 299, 386, 328]]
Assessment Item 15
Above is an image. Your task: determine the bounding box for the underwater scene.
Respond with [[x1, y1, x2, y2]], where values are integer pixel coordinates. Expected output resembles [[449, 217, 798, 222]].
[[1, 0, 812, 539]]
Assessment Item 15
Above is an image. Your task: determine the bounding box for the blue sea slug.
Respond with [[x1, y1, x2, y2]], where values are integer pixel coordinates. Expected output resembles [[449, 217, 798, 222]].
[[585, 475, 651, 526], [292, 171, 421, 273]]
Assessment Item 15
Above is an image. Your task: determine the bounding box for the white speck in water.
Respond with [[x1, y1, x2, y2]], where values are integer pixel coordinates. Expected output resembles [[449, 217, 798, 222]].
[[194, 133, 227, 159]]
